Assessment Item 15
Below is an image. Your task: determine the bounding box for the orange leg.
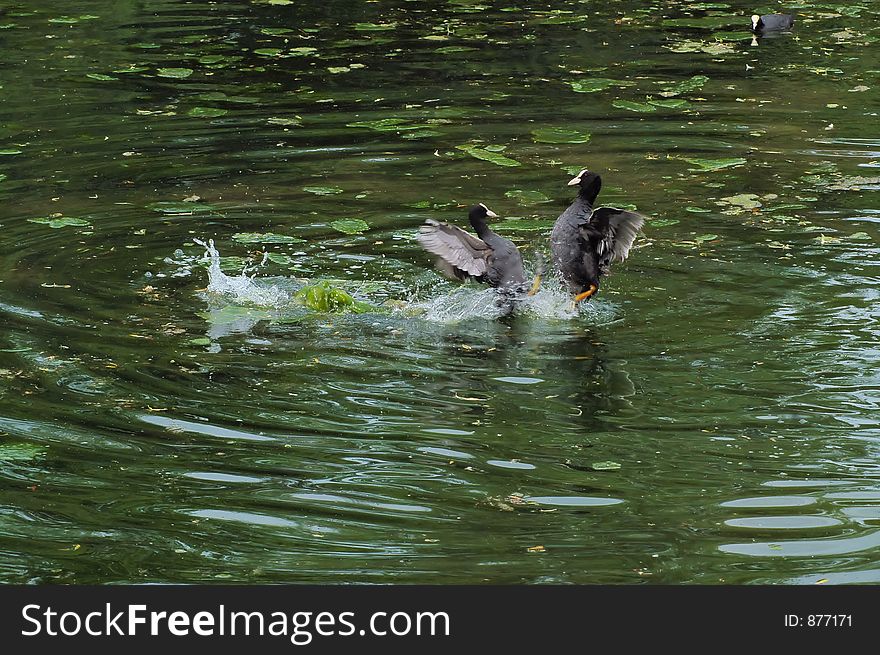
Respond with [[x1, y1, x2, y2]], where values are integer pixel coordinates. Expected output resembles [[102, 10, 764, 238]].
[[573, 285, 598, 304], [527, 273, 543, 296]]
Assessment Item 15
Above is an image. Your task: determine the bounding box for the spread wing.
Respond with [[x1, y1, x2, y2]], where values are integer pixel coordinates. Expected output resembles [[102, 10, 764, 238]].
[[416, 219, 492, 278], [585, 207, 645, 266]]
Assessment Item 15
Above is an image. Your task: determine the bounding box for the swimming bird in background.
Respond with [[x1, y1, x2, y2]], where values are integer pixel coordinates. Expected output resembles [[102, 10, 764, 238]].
[[417, 203, 528, 290], [751, 13, 794, 33], [550, 169, 644, 304]]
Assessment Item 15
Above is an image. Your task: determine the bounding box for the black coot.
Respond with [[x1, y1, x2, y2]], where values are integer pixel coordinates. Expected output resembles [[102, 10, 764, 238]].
[[417, 203, 526, 291], [751, 13, 794, 32], [550, 169, 644, 304]]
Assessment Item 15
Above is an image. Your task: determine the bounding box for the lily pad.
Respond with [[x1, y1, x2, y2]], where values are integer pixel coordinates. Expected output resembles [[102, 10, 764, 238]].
[[86, 73, 117, 81], [532, 127, 591, 144], [666, 40, 736, 55], [568, 78, 628, 93], [592, 461, 622, 471], [330, 219, 370, 235], [505, 190, 552, 205], [353, 22, 397, 31], [232, 232, 305, 244], [648, 98, 691, 109], [682, 157, 747, 172], [303, 186, 343, 196], [148, 202, 215, 214], [456, 144, 522, 167], [0, 441, 46, 461], [719, 193, 762, 209], [612, 99, 656, 113], [661, 75, 710, 97], [27, 216, 90, 228], [156, 67, 194, 78]]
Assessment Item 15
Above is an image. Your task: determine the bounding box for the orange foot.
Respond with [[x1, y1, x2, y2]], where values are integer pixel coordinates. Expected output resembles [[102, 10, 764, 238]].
[[573, 285, 598, 304], [527, 274, 543, 296]]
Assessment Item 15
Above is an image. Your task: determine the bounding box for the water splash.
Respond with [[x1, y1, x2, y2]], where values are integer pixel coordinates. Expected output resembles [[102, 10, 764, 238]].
[[194, 238, 290, 308]]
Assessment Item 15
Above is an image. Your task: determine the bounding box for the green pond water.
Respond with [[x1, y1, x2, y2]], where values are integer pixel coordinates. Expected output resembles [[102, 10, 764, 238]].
[[2, 0, 880, 584]]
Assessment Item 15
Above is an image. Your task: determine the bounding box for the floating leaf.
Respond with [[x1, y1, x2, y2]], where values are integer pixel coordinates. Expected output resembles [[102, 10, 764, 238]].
[[667, 39, 735, 55], [0, 149, 22, 155], [27, 216, 90, 228], [156, 67, 194, 78], [612, 99, 656, 113], [330, 218, 370, 234], [685, 206, 711, 213], [682, 157, 746, 172], [849, 232, 872, 240], [719, 193, 761, 209], [661, 75, 709, 97], [353, 22, 397, 31], [288, 47, 318, 56], [303, 186, 343, 195], [86, 73, 117, 81], [232, 232, 305, 244], [694, 233, 719, 243], [648, 98, 691, 109], [456, 144, 521, 167], [505, 190, 552, 205], [435, 46, 478, 54], [568, 78, 632, 94], [188, 107, 228, 118], [592, 461, 622, 471], [188, 337, 211, 346], [267, 253, 294, 265], [0, 441, 45, 461], [648, 218, 679, 227], [532, 127, 591, 144], [148, 202, 214, 214], [254, 48, 283, 57]]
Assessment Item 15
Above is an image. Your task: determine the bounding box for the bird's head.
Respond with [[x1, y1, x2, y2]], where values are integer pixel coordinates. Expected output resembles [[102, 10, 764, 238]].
[[567, 168, 603, 205], [469, 202, 498, 222], [751, 14, 762, 30]]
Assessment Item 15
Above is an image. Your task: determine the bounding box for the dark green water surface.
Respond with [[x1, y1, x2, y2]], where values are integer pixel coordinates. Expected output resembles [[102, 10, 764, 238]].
[[2, 0, 880, 584]]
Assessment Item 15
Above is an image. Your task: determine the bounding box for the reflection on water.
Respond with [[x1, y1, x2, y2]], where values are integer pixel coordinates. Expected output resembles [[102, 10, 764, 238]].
[[0, 0, 879, 584]]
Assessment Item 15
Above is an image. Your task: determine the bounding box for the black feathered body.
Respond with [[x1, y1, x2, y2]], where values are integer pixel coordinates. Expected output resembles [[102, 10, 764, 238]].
[[550, 194, 599, 293], [551, 175, 645, 297], [754, 13, 794, 32]]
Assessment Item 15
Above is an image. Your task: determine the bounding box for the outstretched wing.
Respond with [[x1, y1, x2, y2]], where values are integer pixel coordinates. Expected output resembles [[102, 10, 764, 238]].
[[416, 219, 492, 279], [586, 206, 645, 266]]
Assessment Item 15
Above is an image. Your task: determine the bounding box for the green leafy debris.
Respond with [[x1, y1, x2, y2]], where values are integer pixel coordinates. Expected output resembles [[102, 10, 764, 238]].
[[294, 281, 376, 313], [156, 67, 194, 78], [505, 190, 552, 205], [456, 144, 522, 167], [330, 219, 370, 235], [568, 78, 631, 93], [612, 99, 656, 113], [532, 127, 591, 144], [27, 216, 90, 228]]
